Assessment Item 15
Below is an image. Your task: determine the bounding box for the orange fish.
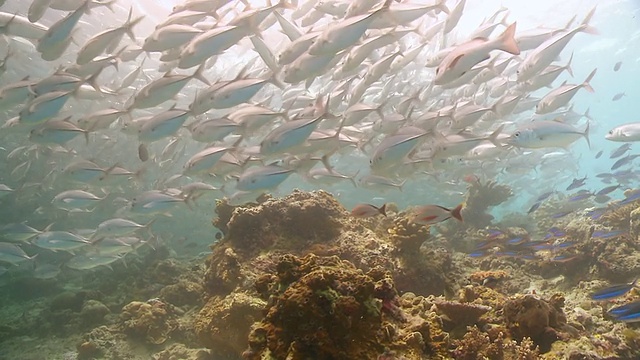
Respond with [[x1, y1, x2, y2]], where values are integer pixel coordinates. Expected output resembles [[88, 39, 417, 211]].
[[411, 203, 463, 225], [351, 203, 387, 218]]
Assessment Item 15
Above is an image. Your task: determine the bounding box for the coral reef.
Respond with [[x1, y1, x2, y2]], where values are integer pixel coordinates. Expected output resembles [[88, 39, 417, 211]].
[[244, 254, 393, 359], [386, 212, 431, 254], [469, 270, 509, 285], [212, 190, 344, 257], [244, 254, 454, 360], [503, 294, 571, 353], [451, 326, 540, 360], [195, 292, 266, 357], [6, 189, 640, 360], [119, 299, 179, 345]]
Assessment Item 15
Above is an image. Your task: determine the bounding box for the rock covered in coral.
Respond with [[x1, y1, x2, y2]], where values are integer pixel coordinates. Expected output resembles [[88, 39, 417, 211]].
[[214, 190, 345, 256], [244, 254, 390, 359], [152, 343, 213, 360], [194, 292, 266, 357], [119, 299, 178, 345], [80, 300, 110, 327], [503, 293, 570, 352], [386, 212, 430, 253], [242, 254, 452, 360], [434, 299, 491, 331], [160, 281, 204, 307], [451, 326, 540, 360]]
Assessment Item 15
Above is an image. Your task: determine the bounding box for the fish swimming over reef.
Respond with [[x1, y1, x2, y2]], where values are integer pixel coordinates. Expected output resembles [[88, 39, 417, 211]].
[[410, 203, 463, 225], [351, 203, 387, 218]]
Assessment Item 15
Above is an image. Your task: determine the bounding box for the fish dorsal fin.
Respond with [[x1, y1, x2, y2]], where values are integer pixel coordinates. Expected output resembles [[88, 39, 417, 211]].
[[448, 54, 465, 70]]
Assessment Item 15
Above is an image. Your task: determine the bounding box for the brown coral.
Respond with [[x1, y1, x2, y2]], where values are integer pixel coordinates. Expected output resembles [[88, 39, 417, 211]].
[[463, 180, 513, 228], [217, 190, 345, 257], [434, 300, 491, 331], [119, 300, 178, 345], [194, 293, 266, 357], [469, 270, 509, 285], [245, 254, 389, 360], [386, 212, 431, 254], [503, 294, 569, 353]]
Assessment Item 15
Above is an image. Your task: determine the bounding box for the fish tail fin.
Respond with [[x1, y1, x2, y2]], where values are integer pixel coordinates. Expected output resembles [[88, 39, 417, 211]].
[[497, 22, 520, 55], [436, 0, 451, 15], [398, 179, 407, 192], [193, 62, 210, 86], [583, 107, 592, 121], [278, 0, 296, 10], [451, 203, 464, 222], [125, 14, 145, 42], [583, 68, 597, 93], [580, 6, 599, 35], [379, 203, 387, 217], [488, 124, 504, 148], [268, 72, 286, 89], [144, 218, 156, 237], [565, 52, 574, 77], [583, 121, 591, 149], [348, 170, 360, 188]]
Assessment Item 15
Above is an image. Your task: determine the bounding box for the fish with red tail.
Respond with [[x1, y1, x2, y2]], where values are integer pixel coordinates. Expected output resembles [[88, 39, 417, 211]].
[[410, 203, 464, 225], [351, 203, 387, 218]]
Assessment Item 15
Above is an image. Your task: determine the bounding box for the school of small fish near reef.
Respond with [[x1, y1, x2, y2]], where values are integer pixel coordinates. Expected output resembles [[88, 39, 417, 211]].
[[1, 0, 640, 359]]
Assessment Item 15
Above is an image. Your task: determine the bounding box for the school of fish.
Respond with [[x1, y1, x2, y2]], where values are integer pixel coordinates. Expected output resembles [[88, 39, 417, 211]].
[[0, 0, 637, 292]]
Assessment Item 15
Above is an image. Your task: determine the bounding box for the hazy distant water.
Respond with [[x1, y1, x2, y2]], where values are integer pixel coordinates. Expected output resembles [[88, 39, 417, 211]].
[[0, 0, 637, 249]]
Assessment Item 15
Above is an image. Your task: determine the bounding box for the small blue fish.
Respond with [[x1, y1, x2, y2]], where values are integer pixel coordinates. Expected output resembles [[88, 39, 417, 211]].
[[506, 237, 526, 245], [590, 279, 637, 301], [609, 143, 631, 159], [536, 191, 555, 202], [528, 202, 541, 214], [566, 176, 587, 191], [591, 230, 626, 239], [475, 241, 496, 250], [568, 191, 594, 202], [620, 189, 640, 205], [487, 229, 504, 239], [613, 310, 640, 323], [594, 194, 611, 204], [553, 241, 576, 249], [596, 184, 620, 196], [468, 251, 490, 258], [550, 254, 578, 262], [518, 253, 538, 261], [608, 300, 640, 317], [595, 150, 603, 159], [586, 208, 607, 220], [551, 211, 572, 219], [611, 154, 640, 171], [495, 251, 518, 257]]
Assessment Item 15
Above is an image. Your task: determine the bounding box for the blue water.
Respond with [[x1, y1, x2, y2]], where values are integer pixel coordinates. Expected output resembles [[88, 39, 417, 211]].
[[0, 0, 637, 306]]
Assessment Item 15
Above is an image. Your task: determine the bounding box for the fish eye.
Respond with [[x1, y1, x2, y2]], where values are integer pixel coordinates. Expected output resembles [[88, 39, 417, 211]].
[[514, 132, 520, 137], [608, 130, 613, 134]]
